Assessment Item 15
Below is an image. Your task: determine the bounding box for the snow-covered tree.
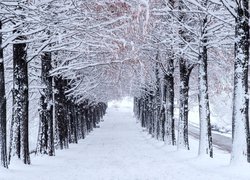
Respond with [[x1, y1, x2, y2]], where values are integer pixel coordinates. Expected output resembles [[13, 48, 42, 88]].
[[0, 19, 8, 168], [220, 0, 250, 164]]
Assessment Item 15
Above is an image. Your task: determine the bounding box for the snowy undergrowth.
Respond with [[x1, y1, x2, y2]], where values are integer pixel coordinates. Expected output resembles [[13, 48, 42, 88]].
[[1, 98, 250, 180]]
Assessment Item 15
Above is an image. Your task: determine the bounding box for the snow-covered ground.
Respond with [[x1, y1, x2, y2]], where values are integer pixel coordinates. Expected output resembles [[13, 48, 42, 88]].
[[1, 98, 250, 180]]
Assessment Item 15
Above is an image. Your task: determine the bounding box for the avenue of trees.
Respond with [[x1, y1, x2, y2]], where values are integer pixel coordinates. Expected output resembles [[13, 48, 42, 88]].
[[133, 0, 249, 165], [0, 0, 249, 168]]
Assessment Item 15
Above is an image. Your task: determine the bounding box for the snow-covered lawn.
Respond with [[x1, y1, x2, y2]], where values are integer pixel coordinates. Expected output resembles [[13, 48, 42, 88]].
[[1, 103, 250, 180]]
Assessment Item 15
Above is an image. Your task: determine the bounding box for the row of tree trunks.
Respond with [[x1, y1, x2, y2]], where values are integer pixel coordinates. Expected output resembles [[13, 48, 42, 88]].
[[37, 73, 108, 153], [134, 0, 213, 156], [136, 55, 176, 146], [135, 0, 214, 159], [134, 55, 177, 146], [54, 99, 107, 150]]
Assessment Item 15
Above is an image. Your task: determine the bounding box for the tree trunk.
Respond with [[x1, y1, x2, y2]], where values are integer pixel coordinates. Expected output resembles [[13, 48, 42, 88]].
[[231, 1, 249, 164], [0, 20, 8, 168], [37, 51, 55, 156], [148, 93, 154, 135], [11, 34, 30, 164], [163, 57, 175, 145], [177, 58, 192, 150], [198, 28, 213, 157], [80, 105, 86, 139], [154, 62, 162, 140], [70, 102, 78, 143], [54, 77, 68, 149]]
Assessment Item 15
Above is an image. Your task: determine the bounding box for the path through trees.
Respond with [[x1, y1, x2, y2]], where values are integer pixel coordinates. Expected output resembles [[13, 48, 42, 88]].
[[2, 105, 249, 180]]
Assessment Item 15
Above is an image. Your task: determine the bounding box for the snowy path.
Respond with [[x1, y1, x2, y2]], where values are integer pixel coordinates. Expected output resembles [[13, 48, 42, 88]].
[[1, 107, 250, 180]]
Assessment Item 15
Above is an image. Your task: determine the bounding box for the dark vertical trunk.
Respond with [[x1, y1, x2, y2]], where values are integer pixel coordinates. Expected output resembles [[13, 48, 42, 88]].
[[162, 57, 175, 145], [141, 98, 146, 128], [145, 97, 150, 129], [167, 0, 176, 146], [231, 0, 249, 163], [0, 20, 8, 168], [68, 102, 77, 144], [90, 107, 94, 131], [139, 97, 143, 127], [93, 106, 97, 129], [80, 105, 85, 139], [73, 104, 78, 143], [144, 96, 149, 129], [83, 107, 88, 135], [76, 105, 83, 139], [37, 51, 55, 156], [177, 58, 192, 150], [96, 105, 100, 125], [66, 102, 71, 143], [154, 62, 162, 140], [86, 107, 91, 133], [11, 34, 30, 164], [54, 77, 68, 149], [148, 93, 154, 135]]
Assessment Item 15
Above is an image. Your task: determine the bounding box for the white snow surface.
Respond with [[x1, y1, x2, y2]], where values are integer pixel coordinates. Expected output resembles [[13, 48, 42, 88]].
[[1, 99, 250, 180]]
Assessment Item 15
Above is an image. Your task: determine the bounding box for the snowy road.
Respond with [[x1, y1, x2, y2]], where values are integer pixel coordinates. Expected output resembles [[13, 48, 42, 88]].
[[189, 124, 231, 152], [1, 106, 249, 180]]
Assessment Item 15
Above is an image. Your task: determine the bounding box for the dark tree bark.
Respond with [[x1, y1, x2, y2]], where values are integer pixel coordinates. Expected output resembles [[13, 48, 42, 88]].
[[54, 77, 68, 149], [37, 51, 55, 156], [78, 105, 85, 139], [165, 0, 176, 147], [0, 20, 8, 168], [10, 34, 30, 164], [141, 98, 146, 128], [92, 106, 97, 129], [148, 92, 154, 135], [68, 101, 78, 144], [85, 107, 91, 134], [177, 58, 193, 150], [90, 107, 95, 131]]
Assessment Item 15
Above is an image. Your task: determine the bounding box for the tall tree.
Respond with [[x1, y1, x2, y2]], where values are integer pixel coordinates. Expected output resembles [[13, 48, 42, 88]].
[[161, 53, 175, 145], [10, 33, 30, 164], [0, 20, 8, 168], [175, 0, 194, 150], [54, 76, 69, 150], [178, 58, 193, 150], [197, 0, 213, 158], [37, 51, 54, 156], [154, 60, 163, 140], [221, 0, 250, 163]]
